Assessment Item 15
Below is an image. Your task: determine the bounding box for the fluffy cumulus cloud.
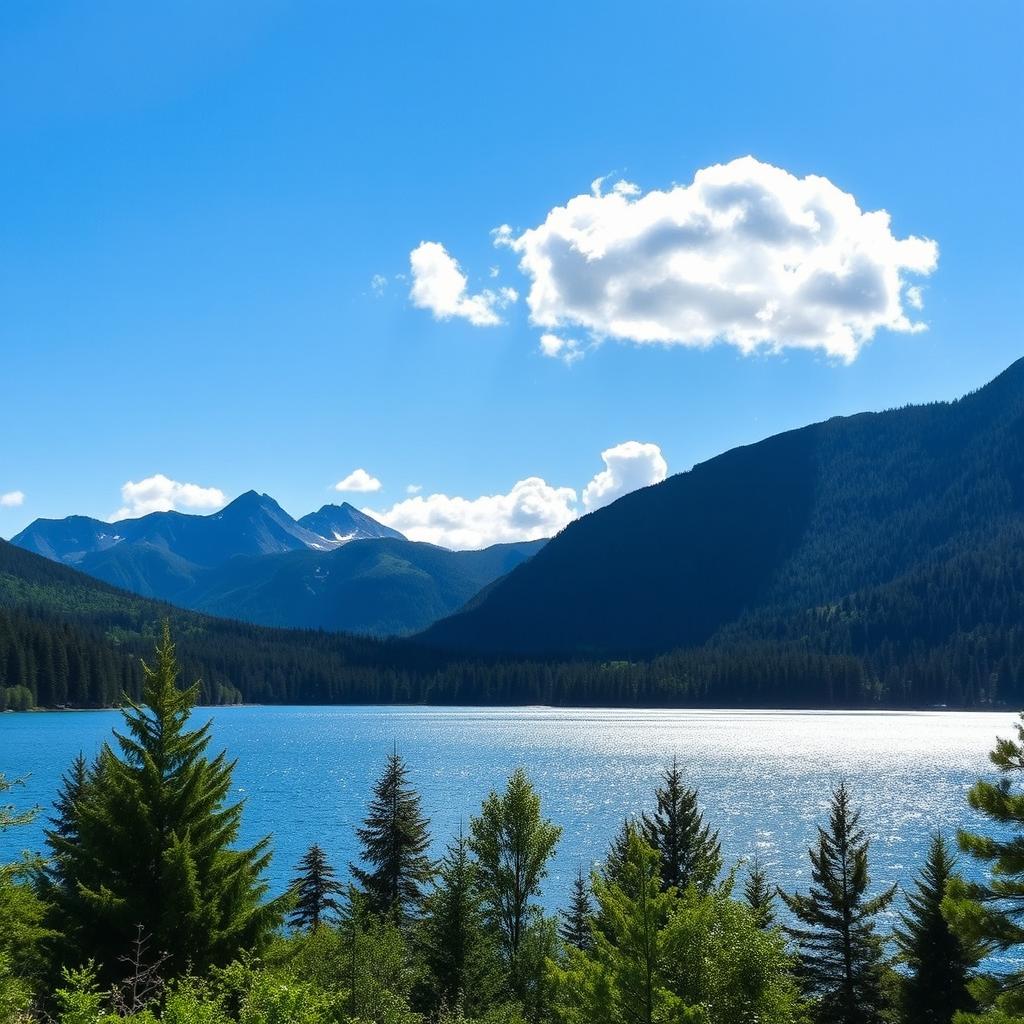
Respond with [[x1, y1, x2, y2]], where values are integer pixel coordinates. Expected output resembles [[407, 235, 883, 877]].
[[113, 474, 226, 520], [366, 477, 578, 550], [0, 490, 25, 508], [366, 441, 668, 549], [335, 468, 382, 493], [582, 441, 668, 511], [409, 241, 517, 326], [491, 157, 938, 362]]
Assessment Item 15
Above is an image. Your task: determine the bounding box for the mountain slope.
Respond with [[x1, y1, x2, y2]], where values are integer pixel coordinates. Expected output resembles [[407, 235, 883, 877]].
[[298, 503, 405, 542], [183, 538, 545, 635], [423, 358, 1024, 657]]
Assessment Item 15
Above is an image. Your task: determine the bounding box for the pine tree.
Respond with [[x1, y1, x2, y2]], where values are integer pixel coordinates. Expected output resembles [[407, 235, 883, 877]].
[[781, 782, 896, 1024], [289, 843, 343, 932], [559, 867, 595, 952], [743, 856, 776, 929], [46, 624, 284, 981], [641, 758, 722, 894], [552, 830, 678, 1024], [418, 831, 503, 1016], [601, 817, 635, 883], [350, 750, 434, 923], [468, 768, 561, 992], [943, 711, 1024, 1010], [895, 834, 979, 1024], [47, 753, 90, 845]]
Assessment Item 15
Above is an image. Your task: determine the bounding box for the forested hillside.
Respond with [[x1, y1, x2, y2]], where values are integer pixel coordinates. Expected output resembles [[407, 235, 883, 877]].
[[424, 357, 1024, 661]]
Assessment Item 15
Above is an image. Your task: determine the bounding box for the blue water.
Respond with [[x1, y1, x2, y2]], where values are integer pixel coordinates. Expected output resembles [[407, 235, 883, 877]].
[[0, 706, 1014, 916]]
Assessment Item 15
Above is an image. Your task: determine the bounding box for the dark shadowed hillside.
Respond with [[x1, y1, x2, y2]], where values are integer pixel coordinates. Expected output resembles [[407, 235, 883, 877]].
[[423, 358, 1024, 657]]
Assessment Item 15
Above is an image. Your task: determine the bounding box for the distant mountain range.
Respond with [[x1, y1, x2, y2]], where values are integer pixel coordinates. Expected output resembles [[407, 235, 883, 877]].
[[7, 358, 1024, 710], [11, 493, 544, 636]]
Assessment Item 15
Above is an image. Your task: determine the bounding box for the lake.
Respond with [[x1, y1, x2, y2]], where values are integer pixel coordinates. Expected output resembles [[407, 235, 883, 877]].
[[0, 706, 1015, 915]]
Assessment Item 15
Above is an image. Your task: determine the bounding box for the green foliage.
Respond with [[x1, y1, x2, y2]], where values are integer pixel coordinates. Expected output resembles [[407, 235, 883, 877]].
[[781, 783, 896, 1024], [288, 844, 343, 932], [417, 832, 504, 1017], [895, 834, 980, 1024], [944, 712, 1024, 1011], [551, 830, 802, 1024], [351, 752, 434, 923], [743, 856, 777, 929], [641, 759, 722, 894], [0, 773, 49, 1014], [468, 768, 561, 997], [46, 626, 285, 982], [558, 869, 594, 952]]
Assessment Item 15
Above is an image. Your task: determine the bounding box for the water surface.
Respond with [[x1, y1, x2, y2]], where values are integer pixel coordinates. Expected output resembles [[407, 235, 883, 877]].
[[0, 706, 1013, 912]]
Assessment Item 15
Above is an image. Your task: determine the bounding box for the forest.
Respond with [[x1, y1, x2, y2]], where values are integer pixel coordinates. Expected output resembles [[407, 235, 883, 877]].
[[2, 628, 1024, 1024], [4, 517, 1024, 711]]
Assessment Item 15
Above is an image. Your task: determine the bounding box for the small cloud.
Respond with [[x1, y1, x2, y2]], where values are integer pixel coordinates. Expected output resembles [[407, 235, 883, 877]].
[[370, 274, 388, 296], [906, 285, 924, 310], [539, 333, 584, 366], [582, 441, 668, 512], [335, 468, 382, 493], [0, 490, 25, 508], [409, 241, 516, 327], [489, 266, 500, 278], [406, 484, 423, 495], [113, 474, 226, 521]]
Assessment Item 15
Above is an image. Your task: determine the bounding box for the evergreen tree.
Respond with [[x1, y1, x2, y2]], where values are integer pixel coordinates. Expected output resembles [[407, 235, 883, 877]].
[[641, 758, 722, 894], [46, 625, 283, 981], [743, 856, 777, 929], [468, 768, 561, 991], [351, 751, 434, 923], [944, 711, 1024, 1012], [418, 831, 503, 1016], [601, 817, 635, 883], [781, 782, 896, 1024], [289, 843, 343, 932], [895, 834, 979, 1024], [559, 868, 595, 952]]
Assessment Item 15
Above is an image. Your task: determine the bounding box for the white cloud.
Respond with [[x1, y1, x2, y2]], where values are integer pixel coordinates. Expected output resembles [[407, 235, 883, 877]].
[[406, 484, 423, 495], [409, 241, 517, 326], [366, 477, 578, 550], [582, 441, 668, 511], [335, 468, 383, 493], [497, 156, 938, 362], [539, 332, 585, 365], [367, 440, 669, 548], [370, 273, 388, 296], [113, 474, 226, 520], [0, 490, 25, 508]]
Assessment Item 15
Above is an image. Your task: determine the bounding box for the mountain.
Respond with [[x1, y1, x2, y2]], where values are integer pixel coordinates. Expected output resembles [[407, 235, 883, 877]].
[[423, 357, 1024, 660], [10, 492, 538, 636], [298, 502, 405, 542], [182, 538, 545, 635]]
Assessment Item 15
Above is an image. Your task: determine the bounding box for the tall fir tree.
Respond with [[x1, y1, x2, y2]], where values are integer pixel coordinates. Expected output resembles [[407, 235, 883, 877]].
[[895, 834, 979, 1024], [743, 856, 777, 930], [289, 843, 343, 932], [641, 758, 722, 894], [46, 624, 283, 981], [351, 750, 434, 923], [944, 711, 1024, 1013], [418, 831, 503, 1016], [601, 817, 635, 883], [781, 782, 896, 1024], [468, 768, 561, 994], [560, 867, 595, 952]]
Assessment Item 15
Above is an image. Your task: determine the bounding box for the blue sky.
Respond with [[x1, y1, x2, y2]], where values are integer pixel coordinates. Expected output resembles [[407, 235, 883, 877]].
[[1, 1, 1021, 545]]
